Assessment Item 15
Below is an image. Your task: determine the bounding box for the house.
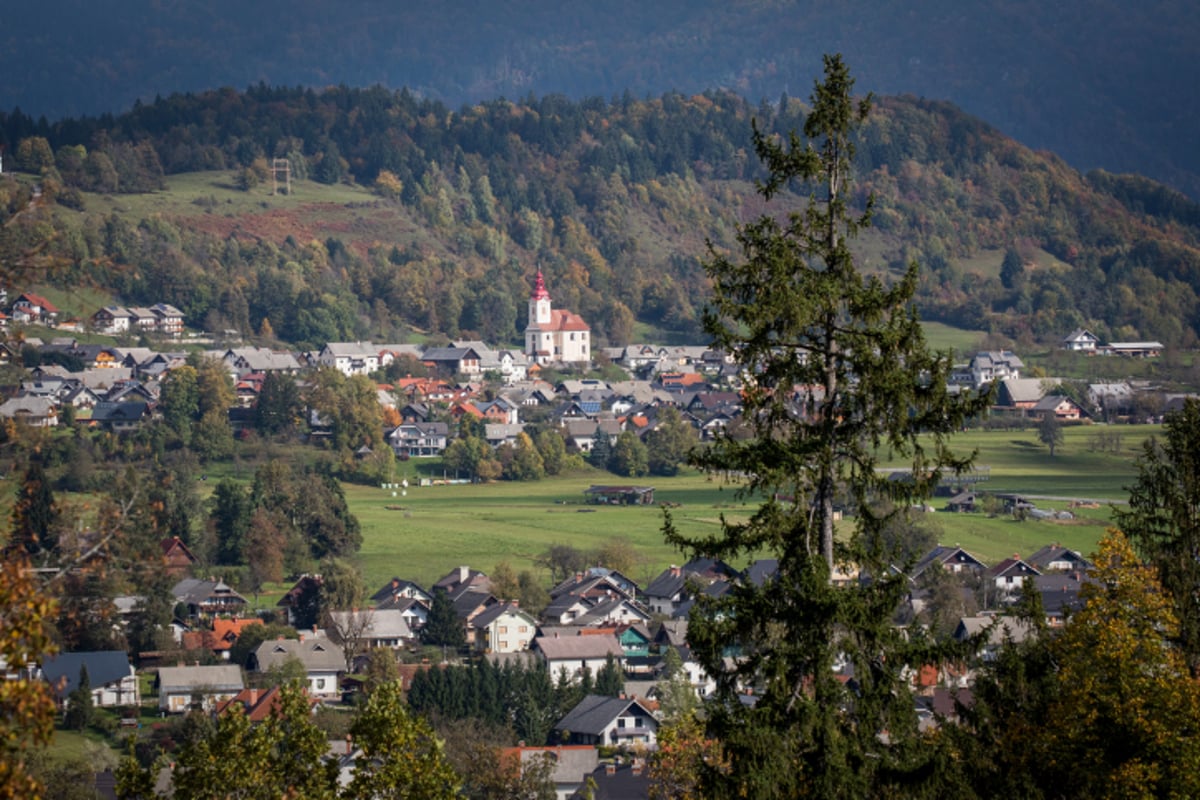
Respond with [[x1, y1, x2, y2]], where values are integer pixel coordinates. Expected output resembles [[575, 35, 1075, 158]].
[[10, 292, 59, 325], [277, 575, 323, 628], [534, 633, 624, 682], [1088, 382, 1135, 419], [171, 578, 247, 618], [127, 307, 161, 332], [499, 745, 599, 800], [319, 342, 381, 376], [160, 536, 198, 576], [553, 694, 659, 748], [525, 270, 591, 366], [953, 615, 1036, 661], [92, 306, 134, 334], [471, 602, 539, 654], [326, 609, 415, 649], [570, 760, 650, 799], [550, 568, 640, 603], [249, 635, 345, 699], [421, 346, 483, 376], [1031, 394, 1085, 422], [642, 559, 738, 617], [0, 395, 58, 427], [157, 664, 244, 712], [1061, 328, 1100, 352], [911, 546, 988, 579], [41, 651, 139, 708], [1027, 543, 1093, 573], [994, 378, 1046, 411], [454, 590, 500, 645], [985, 556, 1042, 599], [434, 565, 491, 598], [370, 577, 432, 606], [215, 685, 318, 724], [969, 351, 1024, 388], [90, 400, 152, 432], [387, 422, 448, 458], [180, 618, 264, 661], [150, 304, 185, 335]]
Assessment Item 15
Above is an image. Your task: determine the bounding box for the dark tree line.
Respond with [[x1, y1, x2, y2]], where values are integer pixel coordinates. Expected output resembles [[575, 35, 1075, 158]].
[[407, 656, 622, 747]]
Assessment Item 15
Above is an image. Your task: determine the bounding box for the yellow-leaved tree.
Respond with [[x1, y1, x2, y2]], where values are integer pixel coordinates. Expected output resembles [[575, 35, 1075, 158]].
[[1037, 529, 1200, 798], [0, 552, 57, 799]]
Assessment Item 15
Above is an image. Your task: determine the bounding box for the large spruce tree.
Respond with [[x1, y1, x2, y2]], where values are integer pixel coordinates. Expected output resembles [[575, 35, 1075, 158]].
[[665, 54, 989, 798], [1114, 397, 1200, 672]]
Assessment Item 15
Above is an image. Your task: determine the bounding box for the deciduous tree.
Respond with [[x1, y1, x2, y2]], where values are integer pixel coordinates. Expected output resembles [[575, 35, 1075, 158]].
[[1037, 412, 1063, 457], [343, 681, 459, 799]]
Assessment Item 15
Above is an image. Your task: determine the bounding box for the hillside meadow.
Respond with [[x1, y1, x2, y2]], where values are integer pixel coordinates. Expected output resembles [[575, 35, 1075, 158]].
[[345, 423, 1160, 591]]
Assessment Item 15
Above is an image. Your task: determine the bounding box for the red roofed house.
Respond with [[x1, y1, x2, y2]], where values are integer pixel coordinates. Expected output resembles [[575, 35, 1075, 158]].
[[524, 271, 590, 366], [11, 293, 59, 325]]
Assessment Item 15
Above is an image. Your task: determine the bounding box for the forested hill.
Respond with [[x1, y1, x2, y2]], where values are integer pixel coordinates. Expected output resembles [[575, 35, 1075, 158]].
[[3, 87, 1200, 350], [2, 2, 1198, 201]]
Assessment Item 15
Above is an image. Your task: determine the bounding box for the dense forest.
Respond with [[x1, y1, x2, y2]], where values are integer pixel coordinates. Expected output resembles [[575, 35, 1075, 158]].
[[3, 85, 1200, 348], [3, 2, 1198, 199]]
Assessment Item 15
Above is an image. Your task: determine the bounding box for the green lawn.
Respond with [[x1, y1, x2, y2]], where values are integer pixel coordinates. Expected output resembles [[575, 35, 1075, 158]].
[[346, 468, 756, 590], [344, 424, 1157, 589]]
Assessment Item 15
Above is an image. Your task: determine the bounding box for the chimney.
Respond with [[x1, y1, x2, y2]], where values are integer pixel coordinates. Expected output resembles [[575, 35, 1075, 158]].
[[459, 565, 469, 583], [670, 565, 681, 577], [605, 764, 616, 776]]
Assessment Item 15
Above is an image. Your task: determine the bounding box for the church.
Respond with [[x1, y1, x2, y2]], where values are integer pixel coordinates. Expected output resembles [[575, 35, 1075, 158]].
[[525, 270, 591, 366]]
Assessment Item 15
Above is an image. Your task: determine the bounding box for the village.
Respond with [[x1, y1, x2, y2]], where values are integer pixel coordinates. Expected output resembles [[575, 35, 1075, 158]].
[[0, 272, 1186, 797]]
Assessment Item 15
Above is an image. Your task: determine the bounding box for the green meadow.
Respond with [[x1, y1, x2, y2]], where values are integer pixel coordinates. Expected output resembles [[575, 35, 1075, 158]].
[[345, 423, 1160, 590]]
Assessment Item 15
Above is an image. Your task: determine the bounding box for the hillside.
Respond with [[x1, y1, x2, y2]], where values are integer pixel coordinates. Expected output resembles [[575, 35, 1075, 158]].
[[1, 2, 1198, 200], [4, 88, 1200, 351]]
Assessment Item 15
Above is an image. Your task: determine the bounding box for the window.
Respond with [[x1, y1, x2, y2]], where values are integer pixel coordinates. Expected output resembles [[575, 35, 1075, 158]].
[[518, 625, 528, 633], [500, 640, 508, 649], [618, 718, 626, 729], [316, 679, 326, 690], [499, 626, 508, 634]]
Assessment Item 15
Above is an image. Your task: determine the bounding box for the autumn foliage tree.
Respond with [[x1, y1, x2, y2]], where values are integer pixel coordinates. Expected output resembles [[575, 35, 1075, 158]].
[[1031, 530, 1200, 798]]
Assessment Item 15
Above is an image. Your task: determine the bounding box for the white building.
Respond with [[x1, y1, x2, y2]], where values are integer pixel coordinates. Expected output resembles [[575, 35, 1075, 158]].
[[524, 271, 590, 367]]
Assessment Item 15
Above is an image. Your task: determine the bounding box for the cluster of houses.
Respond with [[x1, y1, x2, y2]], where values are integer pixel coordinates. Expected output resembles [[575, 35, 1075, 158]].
[[0, 290, 185, 338], [19, 534, 1096, 797]]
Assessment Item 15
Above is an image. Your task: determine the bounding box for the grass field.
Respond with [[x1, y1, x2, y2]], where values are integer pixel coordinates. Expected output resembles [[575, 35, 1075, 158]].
[[344, 423, 1158, 592]]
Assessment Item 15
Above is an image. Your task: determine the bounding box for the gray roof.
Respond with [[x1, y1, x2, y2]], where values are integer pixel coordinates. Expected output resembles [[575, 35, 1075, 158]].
[[327, 609, 414, 641], [252, 637, 345, 672], [535, 634, 624, 661], [157, 664, 244, 692], [554, 694, 656, 736]]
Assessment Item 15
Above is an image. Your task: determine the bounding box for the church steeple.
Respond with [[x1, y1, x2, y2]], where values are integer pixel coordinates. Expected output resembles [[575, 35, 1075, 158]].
[[531, 269, 551, 301], [529, 270, 552, 327]]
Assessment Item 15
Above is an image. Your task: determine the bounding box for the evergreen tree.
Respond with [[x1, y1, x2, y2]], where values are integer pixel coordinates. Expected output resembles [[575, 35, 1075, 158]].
[[422, 587, 465, 651], [594, 653, 624, 697], [588, 430, 613, 471], [1000, 246, 1025, 290], [1114, 397, 1200, 671], [209, 478, 252, 565], [664, 54, 989, 798], [63, 665, 93, 731], [9, 456, 57, 557], [254, 371, 302, 436]]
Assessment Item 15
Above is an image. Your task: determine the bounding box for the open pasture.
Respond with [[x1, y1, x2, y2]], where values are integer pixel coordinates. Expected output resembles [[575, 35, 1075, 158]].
[[346, 423, 1158, 588]]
